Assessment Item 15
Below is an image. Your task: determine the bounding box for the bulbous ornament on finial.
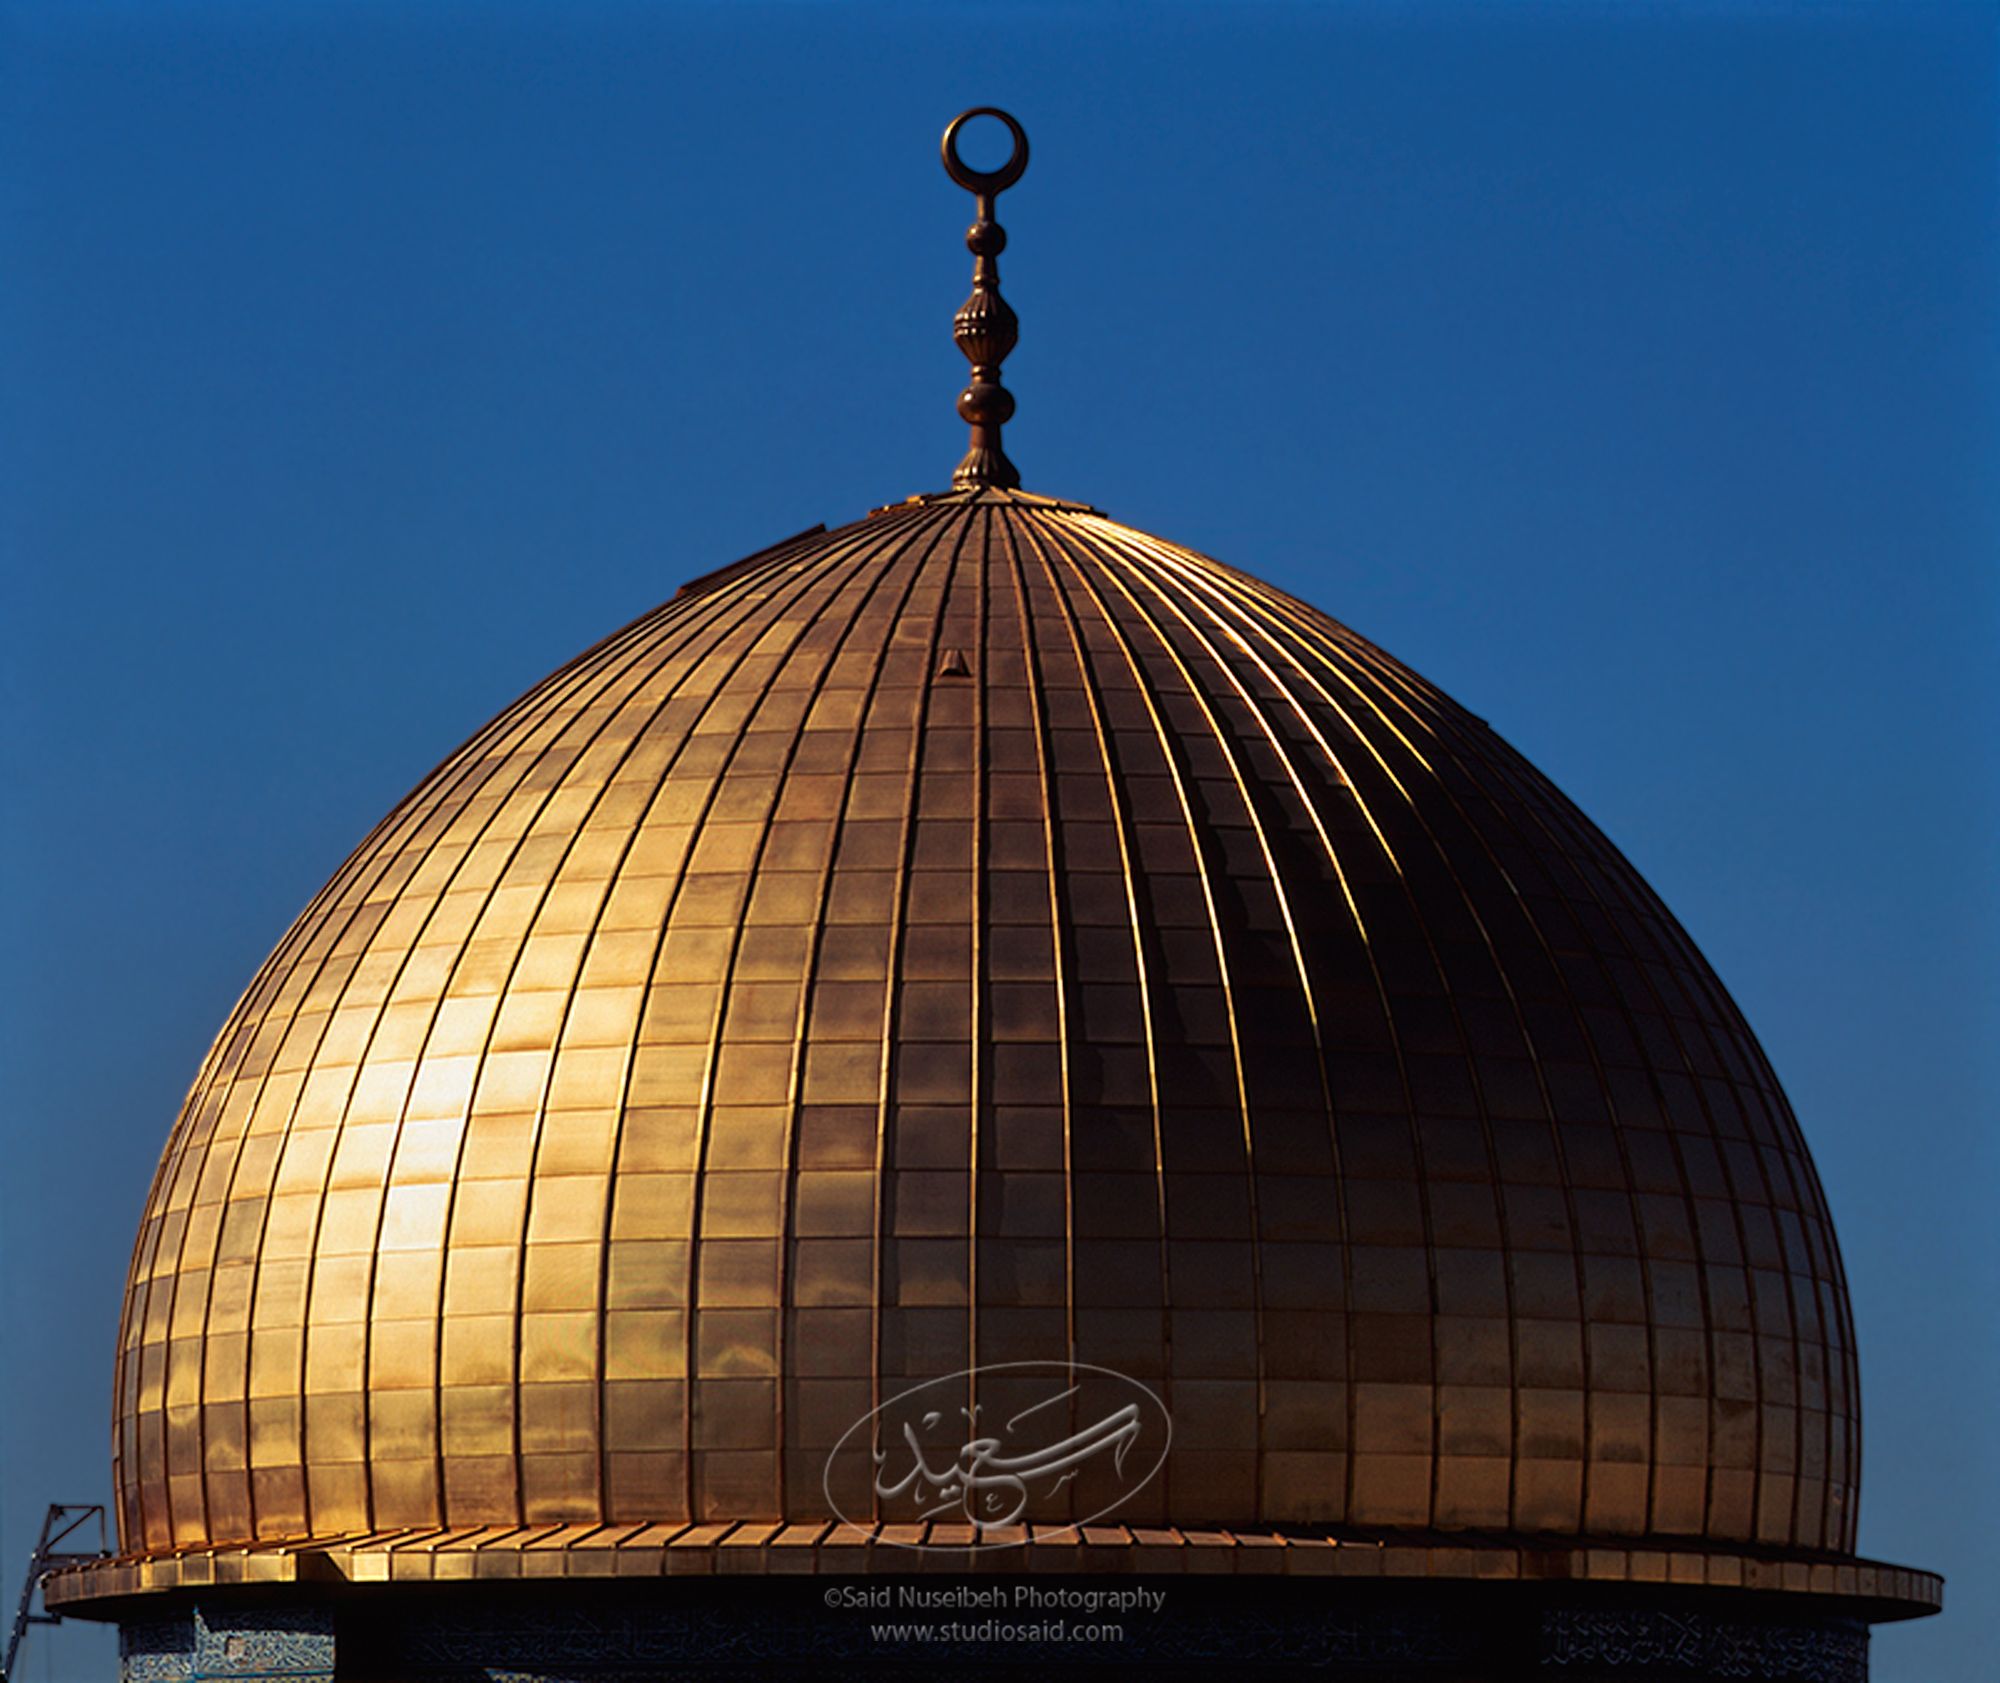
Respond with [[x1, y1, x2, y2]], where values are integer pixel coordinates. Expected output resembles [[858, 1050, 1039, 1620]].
[[941, 108, 1029, 490]]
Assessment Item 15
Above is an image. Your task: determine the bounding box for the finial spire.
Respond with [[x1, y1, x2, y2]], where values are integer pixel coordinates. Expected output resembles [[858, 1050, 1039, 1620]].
[[941, 108, 1029, 491]]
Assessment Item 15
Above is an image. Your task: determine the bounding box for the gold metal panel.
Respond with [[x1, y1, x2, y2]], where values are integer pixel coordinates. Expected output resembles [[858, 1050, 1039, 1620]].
[[522, 1243, 601, 1312], [547, 1047, 628, 1111], [452, 1112, 535, 1183], [378, 1184, 450, 1253], [443, 1246, 519, 1316], [531, 1111, 617, 1178], [525, 1177, 608, 1245], [605, 1311, 686, 1380], [699, 1174, 783, 1237], [391, 1116, 468, 1182], [520, 1313, 598, 1383], [440, 1386, 516, 1456], [369, 1319, 438, 1391], [609, 1174, 695, 1241], [440, 1316, 516, 1388], [520, 1381, 597, 1454], [449, 1176, 529, 1245], [371, 1252, 443, 1320]]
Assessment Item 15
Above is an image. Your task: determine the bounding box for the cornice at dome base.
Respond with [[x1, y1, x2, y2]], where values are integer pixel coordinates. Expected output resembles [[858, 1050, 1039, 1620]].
[[47, 1523, 1940, 1623]]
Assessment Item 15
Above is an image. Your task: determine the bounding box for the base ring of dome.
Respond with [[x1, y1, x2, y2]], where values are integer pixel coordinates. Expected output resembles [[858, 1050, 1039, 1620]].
[[45, 1523, 1940, 1622]]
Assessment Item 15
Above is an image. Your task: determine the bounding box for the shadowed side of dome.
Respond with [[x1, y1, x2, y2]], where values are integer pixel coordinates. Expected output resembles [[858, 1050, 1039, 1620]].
[[110, 490, 1860, 1564]]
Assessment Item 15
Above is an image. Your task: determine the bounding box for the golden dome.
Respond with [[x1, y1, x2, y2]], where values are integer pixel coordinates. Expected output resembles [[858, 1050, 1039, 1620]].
[[114, 484, 1864, 1563]]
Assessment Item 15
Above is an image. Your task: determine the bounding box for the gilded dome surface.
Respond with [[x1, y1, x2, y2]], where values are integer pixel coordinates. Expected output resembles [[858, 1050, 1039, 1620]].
[[115, 487, 1859, 1561]]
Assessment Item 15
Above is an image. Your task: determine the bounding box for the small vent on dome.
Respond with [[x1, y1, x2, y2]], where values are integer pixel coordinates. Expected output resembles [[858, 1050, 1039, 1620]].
[[935, 647, 971, 679], [672, 524, 826, 601]]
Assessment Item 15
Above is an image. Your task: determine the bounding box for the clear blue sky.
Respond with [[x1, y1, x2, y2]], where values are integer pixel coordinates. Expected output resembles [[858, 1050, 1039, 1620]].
[[2, 3, 1992, 1679]]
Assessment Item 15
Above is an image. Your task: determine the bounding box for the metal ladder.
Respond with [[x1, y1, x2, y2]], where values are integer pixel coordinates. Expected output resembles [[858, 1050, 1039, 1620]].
[[2, 1505, 108, 1683]]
